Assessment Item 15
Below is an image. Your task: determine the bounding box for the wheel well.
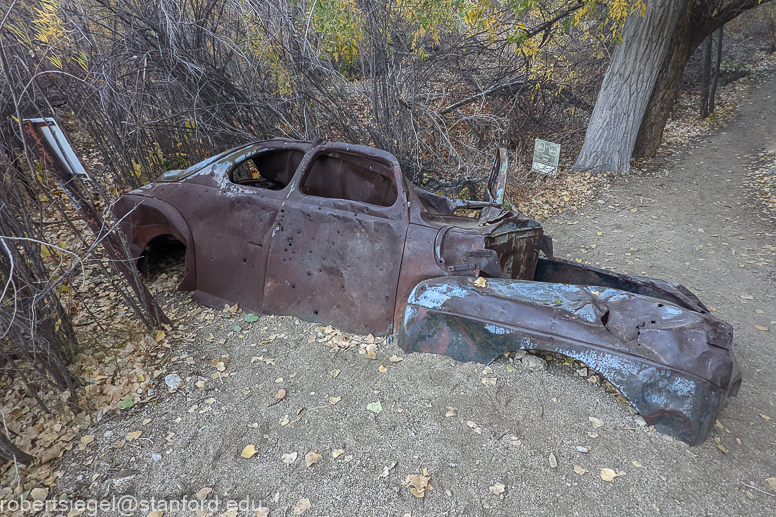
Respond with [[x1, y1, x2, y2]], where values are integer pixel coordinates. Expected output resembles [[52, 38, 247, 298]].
[[139, 234, 195, 291]]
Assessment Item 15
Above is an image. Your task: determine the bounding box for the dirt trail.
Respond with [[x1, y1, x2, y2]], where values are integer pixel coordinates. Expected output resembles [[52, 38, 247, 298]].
[[57, 74, 776, 516]]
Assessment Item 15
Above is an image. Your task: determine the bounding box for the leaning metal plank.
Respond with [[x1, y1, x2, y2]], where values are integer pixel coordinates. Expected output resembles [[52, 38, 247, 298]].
[[398, 276, 741, 445]]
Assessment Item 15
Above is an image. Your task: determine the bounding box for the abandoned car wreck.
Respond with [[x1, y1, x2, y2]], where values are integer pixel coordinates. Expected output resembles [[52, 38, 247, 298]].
[[114, 138, 741, 446]]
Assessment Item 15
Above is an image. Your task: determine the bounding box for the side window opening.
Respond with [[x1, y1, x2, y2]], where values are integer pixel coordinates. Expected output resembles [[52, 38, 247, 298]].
[[230, 150, 304, 190], [301, 152, 398, 207]]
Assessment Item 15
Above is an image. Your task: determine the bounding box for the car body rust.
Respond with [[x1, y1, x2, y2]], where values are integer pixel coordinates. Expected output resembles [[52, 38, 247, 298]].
[[114, 138, 741, 445]]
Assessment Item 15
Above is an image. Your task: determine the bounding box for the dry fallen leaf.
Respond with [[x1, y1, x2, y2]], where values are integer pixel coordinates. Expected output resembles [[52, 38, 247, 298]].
[[282, 452, 298, 465], [292, 498, 311, 515], [30, 487, 48, 501], [489, 482, 506, 495], [600, 468, 624, 482], [379, 365, 387, 373], [761, 414, 772, 421], [445, 406, 457, 417], [254, 508, 269, 517], [81, 435, 94, 445], [147, 511, 163, 517], [717, 444, 728, 454], [195, 487, 212, 501], [574, 465, 587, 475], [305, 451, 322, 467], [474, 277, 488, 288], [275, 389, 286, 401], [332, 449, 345, 459], [766, 477, 776, 493], [755, 325, 769, 331], [589, 416, 604, 429], [154, 330, 166, 342], [389, 355, 403, 363], [241, 445, 257, 459], [740, 293, 754, 300], [329, 396, 341, 405], [126, 431, 142, 441], [406, 470, 432, 498]]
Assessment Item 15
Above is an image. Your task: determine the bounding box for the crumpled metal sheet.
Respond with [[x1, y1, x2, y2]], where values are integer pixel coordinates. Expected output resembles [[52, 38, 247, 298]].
[[399, 276, 741, 445]]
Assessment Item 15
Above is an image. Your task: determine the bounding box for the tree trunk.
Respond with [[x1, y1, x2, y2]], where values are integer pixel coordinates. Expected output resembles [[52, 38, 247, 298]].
[[700, 36, 712, 118], [633, 0, 768, 159], [709, 26, 723, 113], [572, 0, 683, 174]]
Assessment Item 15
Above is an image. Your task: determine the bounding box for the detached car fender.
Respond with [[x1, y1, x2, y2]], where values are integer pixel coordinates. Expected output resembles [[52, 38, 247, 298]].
[[113, 194, 196, 291], [398, 276, 741, 445]]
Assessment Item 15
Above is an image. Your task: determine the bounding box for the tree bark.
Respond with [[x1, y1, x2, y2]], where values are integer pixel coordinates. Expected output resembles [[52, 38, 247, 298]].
[[572, 0, 683, 174], [633, 0, 770, 160], [709, 26, 723, 114], [700, 35, 712, 119]]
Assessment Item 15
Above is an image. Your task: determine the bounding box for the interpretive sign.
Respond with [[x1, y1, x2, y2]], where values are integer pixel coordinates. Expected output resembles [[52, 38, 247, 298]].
[[532, 139, 560, 177]]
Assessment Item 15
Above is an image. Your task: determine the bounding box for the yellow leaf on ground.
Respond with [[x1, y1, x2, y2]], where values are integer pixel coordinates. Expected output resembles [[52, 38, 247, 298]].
[[332, 449, 345, 458], [379, 365, 387, 373], [389, 355, 403, 363], [147, 511, 164, 517], [600, 468, 623, 482], [589, 417, 604, 429], [80, 435, 94, 445], [760, 414, 771, 421], [195, 487, 212, 501], [489, 482, 506, 495], [125, 431, 142, 441], [305, 451, 322, 467], [329, 396, 341, 405], [292, 498, 311, 515], [155, 330, 165, 342], [766, 477, 776, 492], [574, 465, 587, 475], [474, 277, 488, 288], [755, 325, 769, 331], [30, 487, 48, 501], [241, 445, 257, 459], [406, 471, 432, 498]]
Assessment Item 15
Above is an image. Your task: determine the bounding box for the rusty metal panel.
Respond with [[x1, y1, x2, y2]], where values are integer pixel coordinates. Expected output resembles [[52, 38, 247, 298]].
[[262, 143, 409, 334], [399, 276, 741, 445], [534, 257, 708, 313]]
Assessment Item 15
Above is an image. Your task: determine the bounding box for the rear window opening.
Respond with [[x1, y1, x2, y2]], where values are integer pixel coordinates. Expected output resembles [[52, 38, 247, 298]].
[[230, 149, 304, 190], [139, 235, 187, 285], [301, 152, 398, 207]]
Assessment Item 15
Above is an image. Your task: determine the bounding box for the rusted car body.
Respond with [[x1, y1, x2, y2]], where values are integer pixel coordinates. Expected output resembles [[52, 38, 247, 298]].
[[114, 138, 741, 445]]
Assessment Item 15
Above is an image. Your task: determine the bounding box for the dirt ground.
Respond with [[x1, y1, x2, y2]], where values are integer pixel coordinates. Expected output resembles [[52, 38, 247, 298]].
[[49, 71, 776, 517]]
